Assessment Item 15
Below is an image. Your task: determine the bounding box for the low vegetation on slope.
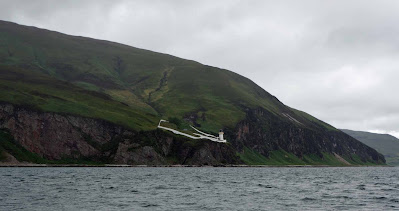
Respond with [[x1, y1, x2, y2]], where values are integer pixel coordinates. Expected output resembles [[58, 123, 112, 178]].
[[0, 20, 331, 132], [0, 66, 157, 130], [0, 20, 386, 165]]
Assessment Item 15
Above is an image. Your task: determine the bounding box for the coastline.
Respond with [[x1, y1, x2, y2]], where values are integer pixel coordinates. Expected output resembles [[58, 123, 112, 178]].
[[0, 164, 390, 168]]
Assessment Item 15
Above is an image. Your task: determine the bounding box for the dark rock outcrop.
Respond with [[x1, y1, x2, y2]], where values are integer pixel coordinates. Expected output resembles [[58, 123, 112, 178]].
[[0, 103, 385, 165], [228, 107, 385, 164], [0, 103, 240, 165]]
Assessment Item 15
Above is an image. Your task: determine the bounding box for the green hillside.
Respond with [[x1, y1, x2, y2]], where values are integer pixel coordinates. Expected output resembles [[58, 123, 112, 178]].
[[342, 129, 399, 165], [0, 20, 385, 165], [0, 20, 335, 132]]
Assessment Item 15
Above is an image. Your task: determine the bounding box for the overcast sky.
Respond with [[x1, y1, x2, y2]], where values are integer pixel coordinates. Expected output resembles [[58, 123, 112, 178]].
[[1, 0, 398, 137]]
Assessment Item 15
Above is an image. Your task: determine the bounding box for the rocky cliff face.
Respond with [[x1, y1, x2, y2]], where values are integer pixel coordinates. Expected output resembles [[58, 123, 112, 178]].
[[0, 103, 385, 165], [0, 103, 240, 165], [228, 107, 385, 164]]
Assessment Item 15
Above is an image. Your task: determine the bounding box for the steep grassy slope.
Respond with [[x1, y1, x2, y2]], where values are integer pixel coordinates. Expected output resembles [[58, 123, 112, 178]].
[[0, 20, 330, 132], [0, 65, 158, 130], [342, 129, 399, 165], [0, 20, 385, 165]]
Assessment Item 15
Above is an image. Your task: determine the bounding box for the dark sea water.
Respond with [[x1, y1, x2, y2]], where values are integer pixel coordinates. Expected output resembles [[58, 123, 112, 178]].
[[0, 167, 399, 211]]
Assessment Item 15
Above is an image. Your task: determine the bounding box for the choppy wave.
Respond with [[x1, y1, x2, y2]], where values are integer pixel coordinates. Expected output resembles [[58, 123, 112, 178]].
[[0, 167, 399, 210]]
